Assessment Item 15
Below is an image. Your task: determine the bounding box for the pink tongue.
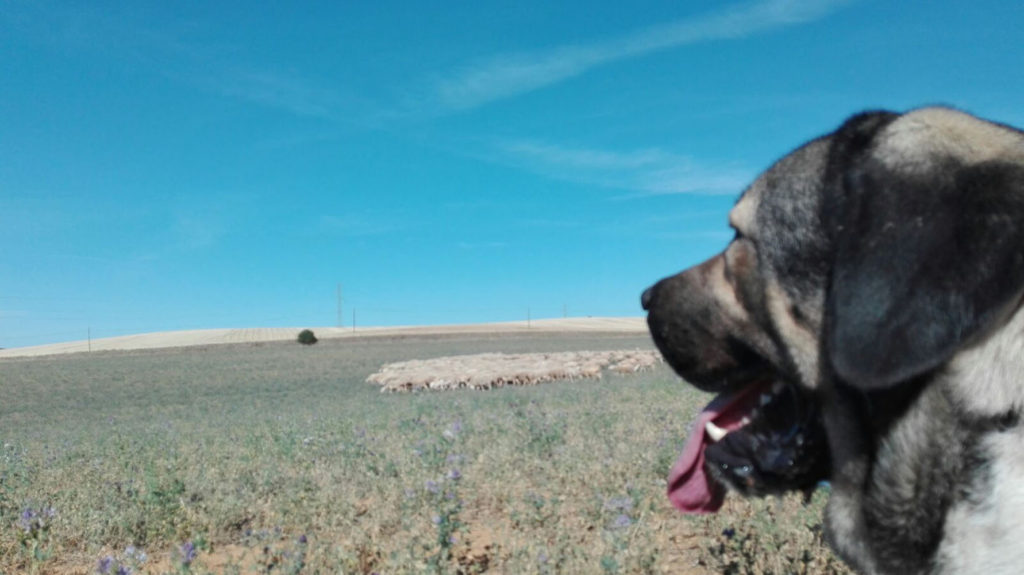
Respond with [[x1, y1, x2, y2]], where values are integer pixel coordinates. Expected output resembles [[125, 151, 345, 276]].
[[667, 384, 764, 513]]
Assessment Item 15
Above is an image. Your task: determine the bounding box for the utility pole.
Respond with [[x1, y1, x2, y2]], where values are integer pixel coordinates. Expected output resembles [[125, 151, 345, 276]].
[[337, 284, 343, 328]]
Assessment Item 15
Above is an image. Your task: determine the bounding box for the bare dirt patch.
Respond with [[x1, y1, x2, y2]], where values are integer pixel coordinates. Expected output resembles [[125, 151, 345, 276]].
[[367, 349, 663, 392]]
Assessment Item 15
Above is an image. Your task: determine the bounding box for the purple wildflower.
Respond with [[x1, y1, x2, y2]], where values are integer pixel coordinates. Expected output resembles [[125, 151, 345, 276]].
[[425, 480, 440, 494], [179, 541, 197, 565], [443, 420, 463, 440], [18, 508, 36, 532], [604, 496, 633, 512], [298, 534, 308, 544], [610, 514, 633, 529], [431, 514, 442, 526], [446, 468, 462, 481], [123, 545, 146, 563], [97, 556, 114, 574], [116, 566, 133, 575], [17, 507, 51, 533]]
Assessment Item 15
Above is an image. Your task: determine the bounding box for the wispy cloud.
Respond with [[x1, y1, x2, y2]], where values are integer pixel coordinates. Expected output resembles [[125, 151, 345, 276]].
[[6, 3, 376, 125], [496, 139, 752, 196], [434, 0, 851, 110], [318, 215, 403, 237], [457, 241, 509, 250], [166, 192, 269, 253], [593, 213, 734, 240], [212, 70, 340, 119], [657, 230, 736, 241], [517, 218, 583, 229], [200, 68, 387, 126], [500, 142, 672, 171], [0, 309, 29, 320], [173, 213, 227, 250]]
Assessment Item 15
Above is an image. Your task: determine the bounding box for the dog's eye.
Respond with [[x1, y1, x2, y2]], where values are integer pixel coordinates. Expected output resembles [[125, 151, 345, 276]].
[[731, 225, 754, 244]]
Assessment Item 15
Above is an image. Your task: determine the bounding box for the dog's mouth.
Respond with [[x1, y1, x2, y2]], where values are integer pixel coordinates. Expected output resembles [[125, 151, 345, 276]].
[[668, 377, 829, 513]]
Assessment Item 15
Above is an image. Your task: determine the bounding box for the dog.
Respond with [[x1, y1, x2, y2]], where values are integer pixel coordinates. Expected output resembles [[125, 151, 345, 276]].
[[642, 107, 1024, 575]]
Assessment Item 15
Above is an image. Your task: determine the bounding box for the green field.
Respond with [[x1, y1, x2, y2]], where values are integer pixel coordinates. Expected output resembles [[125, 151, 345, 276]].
[[0, 333, 850, 574]]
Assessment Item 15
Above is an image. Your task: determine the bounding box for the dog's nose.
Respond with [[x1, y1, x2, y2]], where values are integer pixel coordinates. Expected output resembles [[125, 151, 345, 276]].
[[641, 286, 654, 311]]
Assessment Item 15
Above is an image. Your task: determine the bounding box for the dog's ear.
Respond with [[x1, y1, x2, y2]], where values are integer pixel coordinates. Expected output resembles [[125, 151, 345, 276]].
[[825, 115, 1024, 391]]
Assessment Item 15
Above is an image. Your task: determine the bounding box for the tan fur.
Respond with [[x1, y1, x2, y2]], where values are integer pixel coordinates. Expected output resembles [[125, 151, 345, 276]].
[[825, 489, 881, 575], [937, 428, 1024, 574], [764, 282, 822, 389], [945, 302, 1024, 417], [707, 254, 753, 324], [878, 107, 1024, 173], [729, 179, 762, 232]]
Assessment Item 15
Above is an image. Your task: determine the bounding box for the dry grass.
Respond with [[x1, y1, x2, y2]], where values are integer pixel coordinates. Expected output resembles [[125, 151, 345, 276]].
[[0, 332, 850, 574], [367, 350, 662, 392]]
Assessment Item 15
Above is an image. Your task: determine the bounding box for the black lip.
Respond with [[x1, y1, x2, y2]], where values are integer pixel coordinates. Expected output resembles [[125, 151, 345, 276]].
[[704, 381, 830, 497]]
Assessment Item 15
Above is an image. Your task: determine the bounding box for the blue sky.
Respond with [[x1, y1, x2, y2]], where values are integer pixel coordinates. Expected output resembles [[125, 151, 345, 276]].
[[3, 0, 1024, 348]]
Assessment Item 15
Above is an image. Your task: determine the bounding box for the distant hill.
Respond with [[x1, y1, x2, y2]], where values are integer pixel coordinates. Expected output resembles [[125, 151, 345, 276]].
[[0, 317, 648, 359]]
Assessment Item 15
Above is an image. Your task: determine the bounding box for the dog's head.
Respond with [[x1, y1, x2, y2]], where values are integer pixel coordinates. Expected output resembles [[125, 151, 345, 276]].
[[643, 107, 1024, 513]]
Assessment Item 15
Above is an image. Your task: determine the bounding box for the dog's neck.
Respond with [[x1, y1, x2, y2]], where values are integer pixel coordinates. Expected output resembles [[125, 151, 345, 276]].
[[945, 300, 1024, 418]]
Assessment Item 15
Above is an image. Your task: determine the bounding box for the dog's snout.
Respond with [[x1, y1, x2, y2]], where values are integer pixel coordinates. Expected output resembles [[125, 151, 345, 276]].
[[641, 286, 655, 311]]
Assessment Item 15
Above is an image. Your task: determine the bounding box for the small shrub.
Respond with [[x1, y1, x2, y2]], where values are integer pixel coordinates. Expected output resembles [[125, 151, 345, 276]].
[[297, 329, 318, 345]]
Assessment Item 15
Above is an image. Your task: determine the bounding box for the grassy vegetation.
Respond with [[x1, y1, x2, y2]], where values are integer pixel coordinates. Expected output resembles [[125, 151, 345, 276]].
[[0, 333, 850, 574]]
